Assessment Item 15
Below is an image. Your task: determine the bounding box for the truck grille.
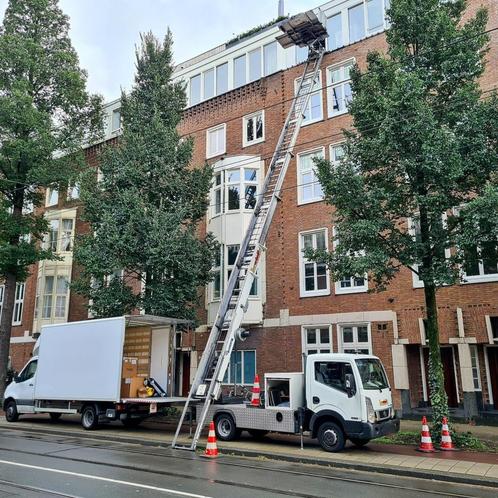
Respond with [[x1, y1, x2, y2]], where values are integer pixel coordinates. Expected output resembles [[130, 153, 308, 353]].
[[377, 409, 390, 420]]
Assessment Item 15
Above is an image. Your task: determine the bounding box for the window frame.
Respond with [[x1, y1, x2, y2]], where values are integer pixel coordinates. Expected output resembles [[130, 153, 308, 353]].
[[189, 74, 201, 106], [298, 228, 330, 298], [223, 349, 257, 386], [296, 147, 325, 206], [329, 142, 346, 168], [337, 323, 372, 354], [206, 123, 227, 159], [242, 110, 265, 147], [233, 54, 247, 88], [327, 12, 344, 51], [12, 282, 25, 326], [302, 325, 333, 356], [111, 108, 122, 133], [326, 59, 355, 118], [295, 72, 323, 126], [45, 187, 59, 207], [470, 345, 482, 391]]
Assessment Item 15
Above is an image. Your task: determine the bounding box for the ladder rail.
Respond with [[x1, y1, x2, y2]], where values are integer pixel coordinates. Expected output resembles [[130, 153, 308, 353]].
[[172, 41, 326, 450]]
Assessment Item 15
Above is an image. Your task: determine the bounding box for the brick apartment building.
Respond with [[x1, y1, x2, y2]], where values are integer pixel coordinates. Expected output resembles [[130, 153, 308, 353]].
[[4, 0, 498, 419]]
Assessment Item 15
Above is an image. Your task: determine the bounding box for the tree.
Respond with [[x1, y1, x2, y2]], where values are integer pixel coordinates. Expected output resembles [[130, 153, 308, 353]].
[[0, 0, 102, 397], [74, 31, 216, 321], [309, 0, 498, 434]]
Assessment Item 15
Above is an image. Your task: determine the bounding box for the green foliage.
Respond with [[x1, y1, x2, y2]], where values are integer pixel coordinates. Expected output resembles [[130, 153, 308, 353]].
[[74, 31, 217, 321], [307, 0, 498, 427], [226, 16, 288, 46]]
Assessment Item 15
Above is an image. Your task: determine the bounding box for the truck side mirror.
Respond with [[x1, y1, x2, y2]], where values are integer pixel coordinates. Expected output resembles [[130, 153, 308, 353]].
[[13, 374, 20, 383], [345, 373, 356, 398]]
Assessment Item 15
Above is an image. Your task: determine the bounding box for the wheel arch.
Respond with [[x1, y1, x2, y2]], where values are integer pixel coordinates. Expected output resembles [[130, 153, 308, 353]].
[[309, 410, 346, 439], [3, 397, 15, 411]]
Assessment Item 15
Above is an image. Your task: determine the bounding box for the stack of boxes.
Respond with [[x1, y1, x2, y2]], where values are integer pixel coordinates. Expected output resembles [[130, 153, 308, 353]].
[[120, 357, 143, 398]]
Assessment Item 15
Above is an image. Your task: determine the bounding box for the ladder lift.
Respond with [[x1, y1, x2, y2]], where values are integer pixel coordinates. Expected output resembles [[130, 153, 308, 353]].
[[172, 10, 328, 451]]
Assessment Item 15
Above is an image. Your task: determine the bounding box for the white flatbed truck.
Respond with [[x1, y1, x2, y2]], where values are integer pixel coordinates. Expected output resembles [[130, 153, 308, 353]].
[[3, 316, 188, 429], [203, 353, 400, 452]]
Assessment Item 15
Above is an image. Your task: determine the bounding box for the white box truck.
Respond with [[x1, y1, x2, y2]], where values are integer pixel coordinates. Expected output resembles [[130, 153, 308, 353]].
[[3, 316, 187, 429], [203, 353, 400, 452]]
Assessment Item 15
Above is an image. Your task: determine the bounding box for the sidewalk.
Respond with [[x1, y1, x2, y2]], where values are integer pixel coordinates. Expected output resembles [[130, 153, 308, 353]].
[[1, 415, 497, 488]]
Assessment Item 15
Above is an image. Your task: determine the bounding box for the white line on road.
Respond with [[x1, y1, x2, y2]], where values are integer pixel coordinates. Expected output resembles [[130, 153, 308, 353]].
[[0, 459, 213, 498]]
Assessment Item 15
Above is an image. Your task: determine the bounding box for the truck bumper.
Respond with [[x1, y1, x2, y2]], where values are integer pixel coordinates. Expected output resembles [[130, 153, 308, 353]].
[[350, 417, 400, 440]]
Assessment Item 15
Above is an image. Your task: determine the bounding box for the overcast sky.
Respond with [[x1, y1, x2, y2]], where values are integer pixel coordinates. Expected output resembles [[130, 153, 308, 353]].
[[0, 0, 315, 102]]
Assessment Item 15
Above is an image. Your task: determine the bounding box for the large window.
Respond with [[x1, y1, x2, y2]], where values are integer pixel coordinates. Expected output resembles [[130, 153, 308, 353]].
[[189, 74, 201, 106], [327, 61, 353, 117], [243, 111, 264, 147], [206, 124, 226, 159], [203, 68, 215, 100], [327, 13, 343, 51], [210, 164, 259, 216], [248, 48, 261, 82], [44, 218, 74, 253], [263, 42, 277, 76], [303, 326, 332, 355], [463, 243, 498, 280], [295, 73, 323, 125], [0, 283, 25, 325], [234, 54, 246, 88], [299, 229, 329, 297], [223, 350, 256, 385], [41, 275, 69, 320], [367, 0, 384, 34], [216, 63, 228, 95], [297, 149, 324, 205], [338, 324, 372, 354], [349, 4, 366, 43]]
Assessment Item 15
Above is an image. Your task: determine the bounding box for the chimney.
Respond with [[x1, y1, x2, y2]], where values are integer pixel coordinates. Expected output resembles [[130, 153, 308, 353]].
[[278, 0, 284, 17]]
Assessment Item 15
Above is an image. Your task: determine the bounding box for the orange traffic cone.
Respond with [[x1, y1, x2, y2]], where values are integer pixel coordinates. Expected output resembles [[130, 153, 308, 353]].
[[250, 374, 261, 407], [417, 416, 436, 452], [439, 417, 456, 451], [204, 421, 218, 458]]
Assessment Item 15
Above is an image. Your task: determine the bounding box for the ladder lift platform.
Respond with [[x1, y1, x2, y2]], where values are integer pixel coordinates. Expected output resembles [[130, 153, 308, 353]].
[[172, 9, 328, 451]]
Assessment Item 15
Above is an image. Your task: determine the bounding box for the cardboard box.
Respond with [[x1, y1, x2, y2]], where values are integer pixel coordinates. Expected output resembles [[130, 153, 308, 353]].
[[122, 358, 138, 378], [120, 377, 144, 398], [137, 387, 150, 398]]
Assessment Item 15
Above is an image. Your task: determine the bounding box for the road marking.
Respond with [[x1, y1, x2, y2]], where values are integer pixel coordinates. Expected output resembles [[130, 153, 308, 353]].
[[0, 459, 213, 498]]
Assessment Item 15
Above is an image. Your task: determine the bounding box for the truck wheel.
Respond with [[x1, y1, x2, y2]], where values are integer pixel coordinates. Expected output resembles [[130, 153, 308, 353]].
[[49, 413, 62, 422], [81, 405, 99, 430], [248, 429, 268, 439], [214, 413, 241, 441], [5, 400, 19, 422], [317, 422, 345, 452], [350, 438, 369, 447]]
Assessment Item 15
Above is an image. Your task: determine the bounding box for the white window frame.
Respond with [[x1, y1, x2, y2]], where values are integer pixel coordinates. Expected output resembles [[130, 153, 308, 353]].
[[242, 110, 265, 147], [45, 187, 59, 207], [298, 228, 330, 298], [337, 323, 372, 354], [39, 272, 70, 321], [223, 349, 257, 386], [12, 282, 25, 325], [302, 325, 333, 356], [470, 345, 482, 391], [327, 59, 354, 118], [206, 124, 226, 159], [111, 108, 122, 133], [330, 142, 346, 168], [295, 72, 323, 126], [297, 147, 325, 205]]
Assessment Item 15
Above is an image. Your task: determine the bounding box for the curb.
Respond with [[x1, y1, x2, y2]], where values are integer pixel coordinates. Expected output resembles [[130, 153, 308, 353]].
[[4, 424, 498, 489]]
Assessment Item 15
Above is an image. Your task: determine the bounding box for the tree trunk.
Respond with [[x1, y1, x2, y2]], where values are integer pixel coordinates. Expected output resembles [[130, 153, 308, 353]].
[[0, 272, 17, 400], [424, 282, 449, 439]]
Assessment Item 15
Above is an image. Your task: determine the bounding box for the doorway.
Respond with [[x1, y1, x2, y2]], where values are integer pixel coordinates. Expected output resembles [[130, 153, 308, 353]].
[[423, 347, 459, 408], [487, 347, 498, 409]]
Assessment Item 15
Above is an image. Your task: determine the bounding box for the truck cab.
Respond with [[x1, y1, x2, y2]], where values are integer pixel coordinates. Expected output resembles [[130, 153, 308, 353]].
[[4, 357, 39, 420], [306, 353, 399, 451]]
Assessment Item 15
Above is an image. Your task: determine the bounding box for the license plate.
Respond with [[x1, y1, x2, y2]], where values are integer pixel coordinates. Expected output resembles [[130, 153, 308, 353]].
[[149, 403, 157, 414]]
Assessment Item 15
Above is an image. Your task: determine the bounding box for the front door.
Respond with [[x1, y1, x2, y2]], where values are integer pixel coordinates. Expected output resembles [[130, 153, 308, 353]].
[[16, 359, 38, 413], [487, 347, 498, 409], [423, 348, 459, 408], [181, 353, 191, 396]]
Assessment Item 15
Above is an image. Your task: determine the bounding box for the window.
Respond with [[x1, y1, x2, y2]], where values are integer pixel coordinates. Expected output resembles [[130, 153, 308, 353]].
[[223, 350, 256, 385], [299, 229, 329, 297], [190, 74, 201, 105], [327, 13, 343, 51], [330, 144, 345, 167], [213, 172, 222, 216], [216, 63, 228, 95], [248, 48, 261, 82], [203, 68, 215, 100], [42, 276, 54, 318], [46, 187, 58, 207], [356, 358, 389, 389], [212, 247, 222, 300], [41, 275, 69, 320], [263, 42, 277, 76], [463, 243, 498, 280], [19, 360, 37, 382], [295, 73, 323, 125], [60, 219, 74, 252], [315, 361, 353, 393], [243, 111, 264, 147], [367, 0, 384, 34], [470, 346, 481, 390], [303, 327, 332, 355], [47, 220, 59, 252], [296, 45, 308, 64], [234, 54, 246, 88], [490, 317, 498, 342], [54, 276, 68, 318], [327, 61, 353, 117], [297, 149, 324, 204], [12, 283, 25, 325], [67, 183, 80, 200], [339, 324, 372, 354], [349, 4, 366, 43], [206, 124, 226, 158], [111, 109, 121, 132]]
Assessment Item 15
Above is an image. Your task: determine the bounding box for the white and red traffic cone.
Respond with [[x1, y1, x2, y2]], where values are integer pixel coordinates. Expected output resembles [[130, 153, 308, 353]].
[[417, 416, 436, 452], [439, 417, 456, 451], [250, 374, 261, 407], [204, 421, 219, 458]]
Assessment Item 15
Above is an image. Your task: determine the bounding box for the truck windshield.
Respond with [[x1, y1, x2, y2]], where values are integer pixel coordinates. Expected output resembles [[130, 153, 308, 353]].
[[355, 359, 389, 390]]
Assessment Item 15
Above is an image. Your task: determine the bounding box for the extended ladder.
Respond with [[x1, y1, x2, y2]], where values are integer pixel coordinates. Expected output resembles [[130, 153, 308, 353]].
[[173, 15, 327, 452]]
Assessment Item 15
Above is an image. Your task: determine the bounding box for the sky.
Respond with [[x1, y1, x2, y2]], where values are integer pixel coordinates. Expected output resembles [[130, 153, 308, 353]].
[[0, 0, 316, 102]]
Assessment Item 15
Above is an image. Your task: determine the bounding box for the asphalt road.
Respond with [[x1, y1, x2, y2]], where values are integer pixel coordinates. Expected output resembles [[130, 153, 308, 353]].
[[0, 428, 494, 498]]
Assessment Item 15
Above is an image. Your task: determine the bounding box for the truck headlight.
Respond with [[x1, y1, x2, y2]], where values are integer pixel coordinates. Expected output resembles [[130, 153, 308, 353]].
[[365, 397, 376, 423]]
